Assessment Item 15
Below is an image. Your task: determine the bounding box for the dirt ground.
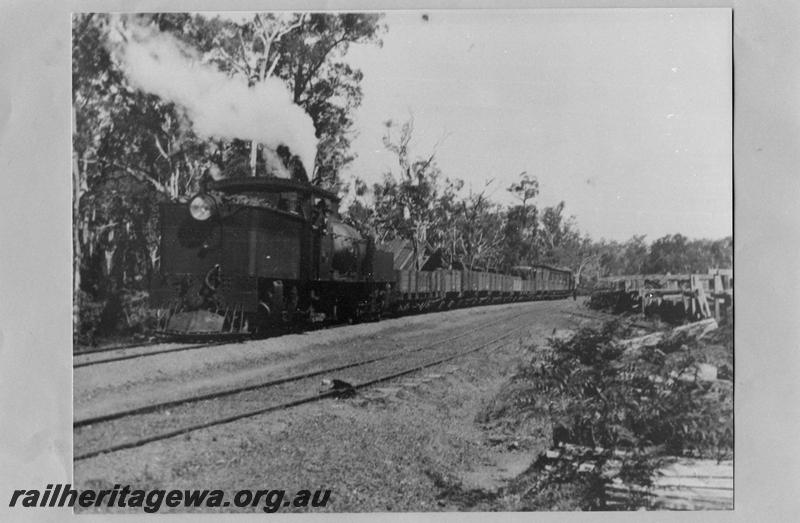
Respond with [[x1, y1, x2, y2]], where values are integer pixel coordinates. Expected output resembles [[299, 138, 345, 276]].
[[74, 300, 590, 419], [74, 299, 604, 513]]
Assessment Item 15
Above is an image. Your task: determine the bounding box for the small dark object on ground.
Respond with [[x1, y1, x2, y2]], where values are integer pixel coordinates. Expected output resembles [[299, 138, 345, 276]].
[[320, 378, 357, 398]]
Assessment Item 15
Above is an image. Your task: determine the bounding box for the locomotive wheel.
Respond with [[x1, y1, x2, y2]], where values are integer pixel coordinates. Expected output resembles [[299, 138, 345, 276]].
[[250, 303, 272, 334]]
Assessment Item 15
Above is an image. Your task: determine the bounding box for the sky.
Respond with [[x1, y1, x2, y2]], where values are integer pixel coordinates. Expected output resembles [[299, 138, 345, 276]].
[[340, 9, 732, 242]]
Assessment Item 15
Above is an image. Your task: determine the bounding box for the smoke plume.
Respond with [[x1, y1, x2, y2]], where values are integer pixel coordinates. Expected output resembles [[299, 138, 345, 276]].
[[113, 21, 317, 176]]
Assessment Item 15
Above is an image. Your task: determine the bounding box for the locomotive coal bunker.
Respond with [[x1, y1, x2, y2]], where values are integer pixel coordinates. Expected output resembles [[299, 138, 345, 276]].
[[150, 177, 395, 335]]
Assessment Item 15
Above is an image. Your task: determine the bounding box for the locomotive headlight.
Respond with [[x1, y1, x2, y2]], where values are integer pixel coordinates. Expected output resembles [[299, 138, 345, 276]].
[[189, 194, 216, 221]]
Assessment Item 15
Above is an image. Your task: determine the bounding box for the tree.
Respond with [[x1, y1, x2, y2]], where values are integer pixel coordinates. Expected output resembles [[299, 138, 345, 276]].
[[371, 116, 457, 269], [574, 253, 600, 286], [507, 172, 539, 210], [74, 16, 173, 304], [644, 234, 691, 274], [622, 235, 649, 275], [343, 177, 378, 238], [707, 236, 733, 269], [502, 172, 539, 269], [184, 13, 384, 185], [194, 12, 309, 177], [73, 14, 208, 270], [72, 12, 383, 339], [280, 14, 384, 187], [643, 234, 732, 274], [537, 202, 581, 263], [453, 190, 505, 270]]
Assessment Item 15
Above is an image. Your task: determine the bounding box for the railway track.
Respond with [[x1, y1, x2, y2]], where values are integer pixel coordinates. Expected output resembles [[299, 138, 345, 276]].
[[72, 314, 479, 370], [73, 311, 545, 461], [73, 293, 588, 367], [73, 300, 605, 369], [74, 340, 164, 356], [74, 310, 522, 427], [71, 307, 504, 369], [73, 339, 238, 369], [74, 321, 344, 368]]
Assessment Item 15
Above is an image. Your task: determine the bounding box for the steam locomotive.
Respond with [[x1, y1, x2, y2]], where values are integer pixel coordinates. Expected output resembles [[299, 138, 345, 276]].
[[150, 177, 574, 336]]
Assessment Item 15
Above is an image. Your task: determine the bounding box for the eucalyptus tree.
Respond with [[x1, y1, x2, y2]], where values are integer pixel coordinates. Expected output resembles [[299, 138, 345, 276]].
[[71, 12, 384, 338], [372, 116, 460, 269], [501, 172, 540, 269], [172, 12, 385, 186]]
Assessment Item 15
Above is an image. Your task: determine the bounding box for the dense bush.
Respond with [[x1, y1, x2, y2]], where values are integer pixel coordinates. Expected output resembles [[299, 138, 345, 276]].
[[521, 322, 733, 457], [74, 290, 105, 346], [74, 289, 157, 346], [493, 320, 733, 509], [587, 291, 640, 315]]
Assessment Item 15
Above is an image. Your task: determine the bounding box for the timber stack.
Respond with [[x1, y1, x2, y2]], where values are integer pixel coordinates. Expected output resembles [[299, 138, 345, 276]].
[[591, 268, 732, 322]]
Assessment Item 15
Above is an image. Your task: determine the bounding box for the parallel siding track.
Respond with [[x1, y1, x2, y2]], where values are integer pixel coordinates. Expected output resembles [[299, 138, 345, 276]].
[[73, 295, 576, 369], [74, 312, 543, 461]]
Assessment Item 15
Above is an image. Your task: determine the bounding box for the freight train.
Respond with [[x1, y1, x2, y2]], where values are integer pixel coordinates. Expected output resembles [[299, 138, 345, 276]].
[[150, 177, 574, 336]]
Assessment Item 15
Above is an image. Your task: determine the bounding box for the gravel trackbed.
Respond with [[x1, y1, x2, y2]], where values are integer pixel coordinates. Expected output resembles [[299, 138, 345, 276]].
[[74, 299, 603, 513]]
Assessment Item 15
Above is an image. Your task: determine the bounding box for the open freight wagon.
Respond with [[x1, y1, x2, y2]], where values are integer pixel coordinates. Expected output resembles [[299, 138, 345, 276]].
[[392, 264, 573, 310]]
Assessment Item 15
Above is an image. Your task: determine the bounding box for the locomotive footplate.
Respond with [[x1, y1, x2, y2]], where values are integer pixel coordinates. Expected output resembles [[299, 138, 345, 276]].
[[166, 310, 225, 333], [155, 304, 252, 339]]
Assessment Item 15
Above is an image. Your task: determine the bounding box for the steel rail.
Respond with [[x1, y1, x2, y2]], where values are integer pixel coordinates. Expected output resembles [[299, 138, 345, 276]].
[[73, 310, 532, 428], [74, 324, 528, 461], [73, 340, 236, 369], [73, 340, 166, 356], [73, 300, 539, 369], [73, 295, 574, 367]]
